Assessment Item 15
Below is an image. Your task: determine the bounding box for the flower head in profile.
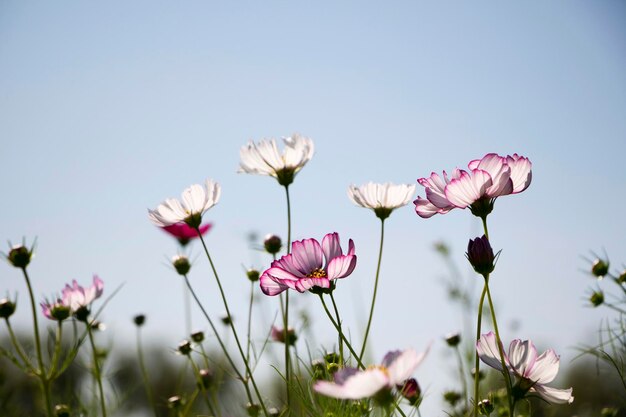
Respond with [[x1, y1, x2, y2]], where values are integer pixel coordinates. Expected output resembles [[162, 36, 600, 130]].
[[313, 348, 428, 402], [40, 298, 71, 321], [476, 332, 573, 404], [62, 275, 104, 312], [161, 222, 212, 246], [259, 232, 356, 296], [239, 134, 314, 186], [414, 153, 532, 219], [348, 182, 416, 220], [148, 179, 221, 228]]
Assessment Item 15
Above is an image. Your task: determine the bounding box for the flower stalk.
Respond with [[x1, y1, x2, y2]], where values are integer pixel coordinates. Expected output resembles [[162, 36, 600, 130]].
[[360, 218, 385, 361]]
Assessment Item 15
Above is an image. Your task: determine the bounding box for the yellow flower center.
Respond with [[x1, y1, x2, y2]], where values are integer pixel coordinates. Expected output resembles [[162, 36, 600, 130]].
[[307, 268, 327, 278]]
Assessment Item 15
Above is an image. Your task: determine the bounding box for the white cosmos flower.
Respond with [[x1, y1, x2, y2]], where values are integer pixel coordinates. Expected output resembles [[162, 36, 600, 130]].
[[348, 182, 416, 220], [238, 134, 314, 186], [148, 179, 221, 228]]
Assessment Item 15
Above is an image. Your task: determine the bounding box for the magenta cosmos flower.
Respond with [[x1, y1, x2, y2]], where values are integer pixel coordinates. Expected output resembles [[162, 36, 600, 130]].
[[259, 232, 356, 296], [414, 153, 532, 218], [161, 222, 212, 246], [313, 348, 428, 400], [477, 332, 573, 404]]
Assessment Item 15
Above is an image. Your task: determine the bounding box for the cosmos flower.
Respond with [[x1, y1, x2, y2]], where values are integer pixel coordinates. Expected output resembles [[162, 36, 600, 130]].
[[313, 348, 427, 400], [62, 275, 104, 312], [148, 179, 221, 228], [259, 232, 356, 296], [476, 332, 573, 404], [414, 153, 532, 219], [348, 182, 416, 220], [40, 298, 70, 321], [161, 222, 212, 246], [238, 134, 314, 186]]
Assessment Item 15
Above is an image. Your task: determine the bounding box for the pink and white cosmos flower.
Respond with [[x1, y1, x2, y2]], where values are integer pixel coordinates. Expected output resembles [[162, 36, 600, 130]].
[[161, 222, 212, 246], [313, 348, 428, 400], [148, 179, 221, 228], [477, 332, 573, 405], [414, 153, 532, 218], [62, 275, 104, 312], [259, 232, 356, 296]]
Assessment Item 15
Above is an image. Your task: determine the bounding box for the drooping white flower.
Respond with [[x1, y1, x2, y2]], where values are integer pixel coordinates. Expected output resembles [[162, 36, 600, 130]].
[[313, 348, 427, 400], [477, 332, 573, 405], [148, 179, 221, 228], [238, 134, 314, 186], [348, 182, 416, 220]]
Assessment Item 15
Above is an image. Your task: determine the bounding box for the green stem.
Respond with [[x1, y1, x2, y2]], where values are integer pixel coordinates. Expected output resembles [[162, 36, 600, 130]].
[[319, 294, 364, 369], [5, 318, 35, 371], [283, 185, 292, 409], [360, 218, 385, 361], [473, 284, 487, 417], [21, 267, 53, 417], [87, 323, 107, 417], [196, 234, 269, 417], [453, 344, 469, 411], [137, 327, 158, 417], [183, 278, 192, 336], [484, 282, 514, 416], [481, 216, 489, 240], [329, 292, 345, 365], [246, 281, 254, 365], [188, 356, 218, 417], [47, 321, 63, 380]]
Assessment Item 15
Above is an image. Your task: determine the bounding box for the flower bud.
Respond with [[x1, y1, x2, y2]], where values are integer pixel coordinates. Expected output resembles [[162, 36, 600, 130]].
[[198, 368, 213, 389], [0, 298, 17, 319], [191, 330, 205, 343], [167, 396, 182, 409], [466, 235, 496, 276], [618, 270, 626, 284], [470, 368, 485, 381], [324, 352, 340, 364], [271, 326, 297, 346], [246, 269, 260, 282], [220, 313, 233, 325], [246, 403, 260, 417], [133, 314, 146, 327], [327, 362, 340, 374], [443, 390, 462, 406], [590, 291, 604, 307], [263, 234, 282, 255], [397, 378, 421, 405], [591, 258, 609, 278], [177, 340, 192, 355], [172, 255, 191, 276], [54, 404, 71, 417], [477, 399, 494, 415], [311, 358, 326, 379], [74, 306, 90, 322], [7, 244, 33, 269], [445, 332, 461, 347]]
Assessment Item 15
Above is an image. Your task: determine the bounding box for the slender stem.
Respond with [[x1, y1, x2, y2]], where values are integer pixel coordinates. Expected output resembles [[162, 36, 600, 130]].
[[246, 281, 254, 364], [318, 294, 364, 369], [136, 327, 158, 417], [329, 293, 345, 365], [283, 185, 292, 409], [284, 185, 292, 252], [188, 356, 218, 417], [196, 234, 269, 416], [183, 278, 192, 336], [47, 321, 63, 380], [481, 216, 489, 240], [453, 344, 469, 411], [21, 267, 53, 417], [484, 282, 514, 415], [360, 218, 385, 361], [473, 284, 487, 417], [87, 324, 107, 417], [5, 318, 35, 371], [279, 293, 291, 407]]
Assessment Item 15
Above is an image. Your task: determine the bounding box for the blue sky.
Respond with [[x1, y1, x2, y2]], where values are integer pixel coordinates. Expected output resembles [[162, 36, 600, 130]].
[[1, 1, 625, 414]]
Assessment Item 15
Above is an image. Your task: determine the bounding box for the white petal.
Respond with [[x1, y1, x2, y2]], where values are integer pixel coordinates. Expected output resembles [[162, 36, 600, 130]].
[[476, 332, 508, 372], [528, 349, 559, 384], [531, 384, 574, 404], [313, 368, 389, 400], [385, 347, 428, 384]]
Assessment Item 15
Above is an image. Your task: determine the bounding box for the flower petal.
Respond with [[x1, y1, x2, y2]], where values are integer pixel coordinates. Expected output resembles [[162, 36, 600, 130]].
[[384, 347, 429, 384], [445, 170, 493, 208], [290, 238, 323, 275], [508, 339, 537, 379], [476, 332, 508, 372], [322, 232, 343, 263], [326, 254, 357, 280], [531, 384, 574, 404], [528, 349, 559, 384], [259, 273, 289, 296], [313, 368, 389, 400]]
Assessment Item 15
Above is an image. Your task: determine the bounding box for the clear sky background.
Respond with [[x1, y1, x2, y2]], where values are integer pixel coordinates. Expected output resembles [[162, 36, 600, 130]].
[[1, 1, 625, 415]]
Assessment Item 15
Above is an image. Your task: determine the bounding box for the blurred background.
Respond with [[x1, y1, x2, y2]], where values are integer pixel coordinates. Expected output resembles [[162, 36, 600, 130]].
[[1, 1, 625, 415]]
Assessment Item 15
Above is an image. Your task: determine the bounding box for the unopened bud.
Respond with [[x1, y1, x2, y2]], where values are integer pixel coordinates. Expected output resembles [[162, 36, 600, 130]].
[[177, 340, 192, 355], [191, 331, 204, 343], [445, 332, 461, 347], [324, 352, 340, 364], [246, 269, 260, 282], [133, 314, 146, 327], [7, 244, 33, 269], [590, 291, 604, 307], [54, 404, 71, 417], [471, 368, 485, 381], [74, 305, 90, 322], [246, 402, 260, 417], [263, 234, 282, 255], [311, 358, 326, 379], [167, 396, 182, 409], [0, 298, 17, 319], [220, 313, 233, 325], [443, 390, 462, 406], [271, 326, 297, 346], [591, 258, 609, 278], [466, 236, 496, 276], [172, 255, 191, 276], [618, 270, 626, 284], [477, 399, 494, 415], [199, 368, 213, 389], [397, 378, 421, 405]]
